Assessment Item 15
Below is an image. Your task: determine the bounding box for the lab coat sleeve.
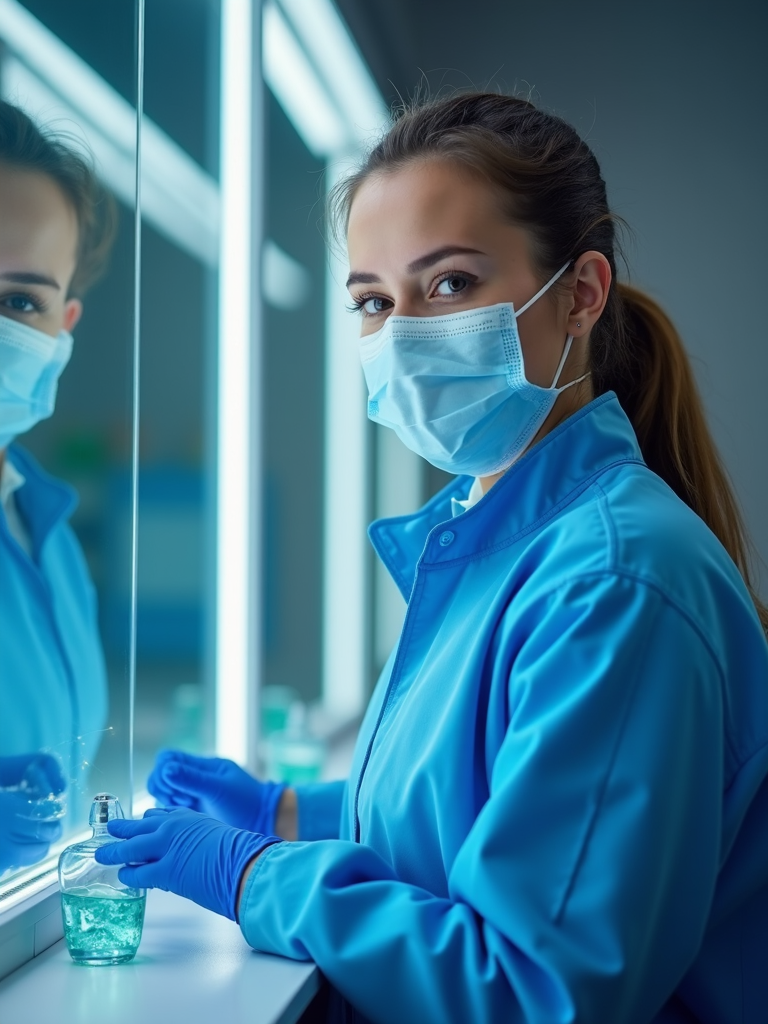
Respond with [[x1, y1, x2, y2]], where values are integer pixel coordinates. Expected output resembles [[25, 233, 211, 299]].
[[239, 574, 724, 1024], [293, 780, 345, 840]]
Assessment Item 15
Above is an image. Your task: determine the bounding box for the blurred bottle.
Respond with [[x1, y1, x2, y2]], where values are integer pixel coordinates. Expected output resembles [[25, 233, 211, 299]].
[[261, 685, 300, 737], [267, 702, 326, 785], [167, 683, 204, 752]]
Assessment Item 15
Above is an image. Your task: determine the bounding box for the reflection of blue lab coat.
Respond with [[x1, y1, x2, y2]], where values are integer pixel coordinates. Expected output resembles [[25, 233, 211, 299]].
[[240, 395, 768, 1023], [0, 444, 107, 806]]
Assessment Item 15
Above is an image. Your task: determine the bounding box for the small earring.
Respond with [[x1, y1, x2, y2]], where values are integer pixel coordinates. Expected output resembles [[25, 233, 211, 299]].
[[576, 322, 581, 328]]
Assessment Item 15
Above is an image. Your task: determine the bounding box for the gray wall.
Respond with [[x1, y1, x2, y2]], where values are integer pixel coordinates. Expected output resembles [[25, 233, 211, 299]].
[[338, 0, 768, 596]]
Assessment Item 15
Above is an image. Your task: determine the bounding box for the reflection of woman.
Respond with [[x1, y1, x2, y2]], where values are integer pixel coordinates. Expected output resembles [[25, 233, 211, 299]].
[[0, 102, 113, 870], [100, 94, 767, 1020]]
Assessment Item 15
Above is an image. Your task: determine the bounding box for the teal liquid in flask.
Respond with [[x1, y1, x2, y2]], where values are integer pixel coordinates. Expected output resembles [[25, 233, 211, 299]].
[[58, 794, 146, 965]]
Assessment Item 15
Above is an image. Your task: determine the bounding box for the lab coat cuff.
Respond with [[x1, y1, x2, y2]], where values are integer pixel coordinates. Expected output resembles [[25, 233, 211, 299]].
[[238, 839, 280, 934]]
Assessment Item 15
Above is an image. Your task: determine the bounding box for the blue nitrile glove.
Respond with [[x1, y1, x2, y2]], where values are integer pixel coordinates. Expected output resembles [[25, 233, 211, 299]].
[[0, 754, 67, 871], [147, 749, 286, 835], [94, 807, 280, 920]]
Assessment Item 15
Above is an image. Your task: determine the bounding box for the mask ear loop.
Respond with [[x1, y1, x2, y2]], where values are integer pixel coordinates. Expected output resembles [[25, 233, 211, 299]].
[[551, 333, 591, 392], [517, 261, 590, 392], [550, 334, 574, 388], [515, 261, 572, 317]]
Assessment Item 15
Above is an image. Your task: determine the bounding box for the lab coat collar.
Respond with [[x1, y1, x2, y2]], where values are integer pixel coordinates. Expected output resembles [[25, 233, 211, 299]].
[[4, 443, 78, 558], [368, 393, 644, 601]]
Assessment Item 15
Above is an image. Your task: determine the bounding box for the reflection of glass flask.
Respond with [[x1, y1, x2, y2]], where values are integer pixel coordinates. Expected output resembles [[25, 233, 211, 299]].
[[58, 794, 146, 966], [15, 757, 67, 821]]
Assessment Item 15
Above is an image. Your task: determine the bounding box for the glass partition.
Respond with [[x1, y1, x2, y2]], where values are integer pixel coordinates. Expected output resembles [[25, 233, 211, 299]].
[[132, 0, 220, 794], [0, 0, 395, 905], [0, 0, 139, 891]]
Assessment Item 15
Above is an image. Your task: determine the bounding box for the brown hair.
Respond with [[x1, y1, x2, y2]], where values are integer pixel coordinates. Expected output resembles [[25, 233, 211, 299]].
[[332, 91, 767, 631], [0, 100, 116, 297]]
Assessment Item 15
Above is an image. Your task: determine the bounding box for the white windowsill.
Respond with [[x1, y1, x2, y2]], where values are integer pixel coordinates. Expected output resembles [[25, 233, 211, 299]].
[[0, 888, 320, 1024], [0, 731, 355, 1001]]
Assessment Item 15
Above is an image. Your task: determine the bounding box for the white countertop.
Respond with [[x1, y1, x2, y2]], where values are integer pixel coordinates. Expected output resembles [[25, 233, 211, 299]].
[[0, 889, 320, 1024]]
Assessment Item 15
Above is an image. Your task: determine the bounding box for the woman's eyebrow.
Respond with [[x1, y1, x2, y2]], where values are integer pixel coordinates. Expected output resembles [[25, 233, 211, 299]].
[[0, 270, 61, 289], [346, 269, 380, 287], [406, 245, 484, 274], [346, 246, 485, 289]]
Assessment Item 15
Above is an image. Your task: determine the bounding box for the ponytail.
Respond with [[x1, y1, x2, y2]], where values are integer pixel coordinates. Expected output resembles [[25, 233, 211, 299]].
[[596, 283, 768, 632]]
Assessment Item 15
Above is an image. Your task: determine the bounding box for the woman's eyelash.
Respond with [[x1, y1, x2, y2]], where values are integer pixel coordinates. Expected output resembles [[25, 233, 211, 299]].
[[346, 292, 382, 315], [346, 270, 478, 316], [431, 269, 477, 291], [0, 290, 49, 313]]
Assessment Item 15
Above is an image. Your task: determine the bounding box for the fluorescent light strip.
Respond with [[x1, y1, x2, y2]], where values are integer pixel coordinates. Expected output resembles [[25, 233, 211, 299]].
[[0, 0, 219, 266], [262, 0, 349, 157], [278, 0, 387, 143], [215, 0, 254, 765]]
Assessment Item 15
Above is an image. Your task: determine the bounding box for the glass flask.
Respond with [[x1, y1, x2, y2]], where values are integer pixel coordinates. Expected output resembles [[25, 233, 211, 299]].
[[58, 794, 146, 966]]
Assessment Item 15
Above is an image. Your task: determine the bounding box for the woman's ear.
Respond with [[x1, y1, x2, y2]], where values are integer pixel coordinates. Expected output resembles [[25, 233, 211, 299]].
[[63, 297, 83, 333], [568, 251, 611, 337]]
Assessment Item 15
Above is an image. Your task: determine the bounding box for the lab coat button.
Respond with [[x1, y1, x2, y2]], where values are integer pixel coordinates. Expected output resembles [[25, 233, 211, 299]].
[[438, 530, 455, 547]]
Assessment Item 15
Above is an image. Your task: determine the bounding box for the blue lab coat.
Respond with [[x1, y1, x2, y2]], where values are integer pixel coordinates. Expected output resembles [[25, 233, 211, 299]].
[[0, 444, 107, 816], [239, 394, 768, 1024]]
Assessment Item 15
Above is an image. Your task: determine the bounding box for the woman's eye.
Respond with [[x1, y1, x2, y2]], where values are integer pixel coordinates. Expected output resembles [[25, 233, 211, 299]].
[[362, 296, 392, 315], [434, 275, 469, 296], [1, 294, 39, 313]]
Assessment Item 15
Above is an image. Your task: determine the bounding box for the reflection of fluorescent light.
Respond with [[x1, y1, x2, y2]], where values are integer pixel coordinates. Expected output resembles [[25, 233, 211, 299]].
[[0, 0, 134, 148], [216, 0, 256, 766], [262, 0, 348, 157], [0, 0, 219, 266], [262, 239, 311, 310], [278, 0, 387, 145], [1, 58, 137, 203]]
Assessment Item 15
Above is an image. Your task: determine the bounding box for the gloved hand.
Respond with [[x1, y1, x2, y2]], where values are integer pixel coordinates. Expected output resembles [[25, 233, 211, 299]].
[[147, 749, 286, 835], [0, 753, 67, 872], [94, 807, 280, 920]]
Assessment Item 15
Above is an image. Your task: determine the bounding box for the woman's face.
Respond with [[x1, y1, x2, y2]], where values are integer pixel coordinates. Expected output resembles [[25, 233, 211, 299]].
[[346, 159, 594, 390], [0, 163, 82, 338]]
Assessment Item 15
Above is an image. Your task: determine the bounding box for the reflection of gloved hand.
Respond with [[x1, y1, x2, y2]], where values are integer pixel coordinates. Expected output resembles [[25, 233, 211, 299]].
[[0, 753, 67, 871], [147, 749, 285, 835], [95, 808, 279, 920]]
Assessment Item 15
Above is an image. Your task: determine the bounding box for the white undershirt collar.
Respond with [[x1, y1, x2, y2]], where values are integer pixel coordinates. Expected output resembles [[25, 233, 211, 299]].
[[0, 455, 33, 556], [451, 477, 484, 518]]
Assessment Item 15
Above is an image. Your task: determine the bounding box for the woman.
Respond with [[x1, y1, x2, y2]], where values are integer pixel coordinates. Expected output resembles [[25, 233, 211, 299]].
[[0, 101, 113, 871], [98, 94, 768, 1023]]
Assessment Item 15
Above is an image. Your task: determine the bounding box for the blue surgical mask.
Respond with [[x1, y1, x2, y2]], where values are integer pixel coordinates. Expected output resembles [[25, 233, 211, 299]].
[[0, 315, 73, 449], [359, 262, 588, 477]]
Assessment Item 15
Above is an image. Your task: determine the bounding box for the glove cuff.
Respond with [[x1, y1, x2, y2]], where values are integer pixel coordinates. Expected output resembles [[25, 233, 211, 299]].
[[253, 780, 287, 836]]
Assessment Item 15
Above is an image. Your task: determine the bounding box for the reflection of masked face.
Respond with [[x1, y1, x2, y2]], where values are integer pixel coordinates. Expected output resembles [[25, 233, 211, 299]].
[[0, 315, 73, 449]]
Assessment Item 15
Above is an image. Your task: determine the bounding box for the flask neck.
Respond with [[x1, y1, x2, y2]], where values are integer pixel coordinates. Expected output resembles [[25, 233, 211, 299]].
[[88, 793, 124, 832]]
